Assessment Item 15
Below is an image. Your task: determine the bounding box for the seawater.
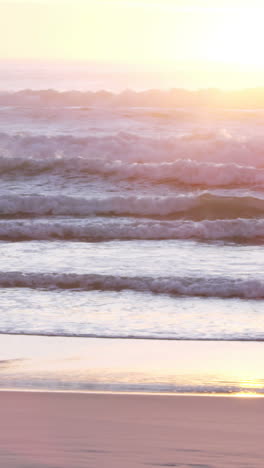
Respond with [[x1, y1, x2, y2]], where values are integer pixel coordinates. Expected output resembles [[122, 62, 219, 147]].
[[1, 64, 264, 393]]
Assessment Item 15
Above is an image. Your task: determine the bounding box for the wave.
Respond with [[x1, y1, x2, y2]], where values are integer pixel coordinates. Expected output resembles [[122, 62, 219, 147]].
[[1, 330, 264, 342], [0, 193, 263, 219], [1, 218, 264, 241], [0, 272, 263, 298], [2, 88, 264, 109], [0, 156, 264, 188], [1, 131, 264, 168]]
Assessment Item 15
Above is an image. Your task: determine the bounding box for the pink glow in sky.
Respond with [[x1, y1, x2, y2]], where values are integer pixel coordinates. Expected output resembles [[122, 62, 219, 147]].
[[1, 0, 264, 88]]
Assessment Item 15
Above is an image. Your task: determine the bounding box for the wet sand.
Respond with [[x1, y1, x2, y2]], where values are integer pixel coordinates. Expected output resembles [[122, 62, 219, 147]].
[[0, 391, 263, 468], [2, 334, 264, 395]]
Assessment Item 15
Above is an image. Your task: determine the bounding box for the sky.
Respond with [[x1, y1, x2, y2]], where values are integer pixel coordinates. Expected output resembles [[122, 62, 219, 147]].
[[1, 0, 264, 88]]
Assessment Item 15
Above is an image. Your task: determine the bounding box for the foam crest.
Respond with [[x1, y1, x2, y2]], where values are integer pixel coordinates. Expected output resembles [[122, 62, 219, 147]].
[[1, 131, 264, 167], [0, 153, 264, 187], [0, 193, 263, 219], [1, 218, 264, 241], [0, 272, 263, 298]]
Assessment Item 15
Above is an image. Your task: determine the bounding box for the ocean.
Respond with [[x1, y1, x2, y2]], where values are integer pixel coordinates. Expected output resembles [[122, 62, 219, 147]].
[[1, 63, 264, 395]]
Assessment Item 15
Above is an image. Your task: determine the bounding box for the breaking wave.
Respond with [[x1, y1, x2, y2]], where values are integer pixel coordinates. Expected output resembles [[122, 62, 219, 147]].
[[1, 131, 264, 168], [0, 155, 264, 188], [2, 88, 264, 109], [0, 272, 263, 298], [0, 193, 263, 220], [1, 218, 264, 242]]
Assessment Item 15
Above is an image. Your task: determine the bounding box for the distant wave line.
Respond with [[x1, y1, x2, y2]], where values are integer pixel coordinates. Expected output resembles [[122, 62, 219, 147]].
[[2, 87, 264, 109]]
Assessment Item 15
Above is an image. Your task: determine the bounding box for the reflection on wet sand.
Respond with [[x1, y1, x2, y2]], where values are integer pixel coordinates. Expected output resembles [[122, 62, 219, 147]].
[[1, 334, 264, 396]]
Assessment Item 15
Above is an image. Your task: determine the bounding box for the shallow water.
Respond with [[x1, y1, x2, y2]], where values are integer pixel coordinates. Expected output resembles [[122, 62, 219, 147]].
[[0, 63, 264, 393]]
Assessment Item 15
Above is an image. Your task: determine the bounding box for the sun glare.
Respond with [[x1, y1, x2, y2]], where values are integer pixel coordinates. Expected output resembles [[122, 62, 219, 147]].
[[234, 393, 260, 398], [206, 8, 264, 67], [1, 1, 264, 90]]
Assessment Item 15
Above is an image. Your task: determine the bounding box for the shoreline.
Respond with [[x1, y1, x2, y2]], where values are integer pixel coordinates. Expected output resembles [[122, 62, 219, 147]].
[[0, 391, 264, 467], [2, 331, 264, 342], [1, 388, 264, 398]]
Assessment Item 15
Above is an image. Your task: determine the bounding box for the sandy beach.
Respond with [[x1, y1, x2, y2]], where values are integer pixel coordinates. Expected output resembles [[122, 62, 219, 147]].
[[0, 391, 263, 468]]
